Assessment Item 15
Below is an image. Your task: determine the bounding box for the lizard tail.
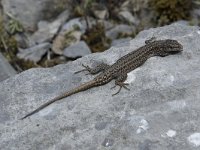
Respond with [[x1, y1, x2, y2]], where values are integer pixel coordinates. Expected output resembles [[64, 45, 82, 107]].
[[20, 80, 97, 120]]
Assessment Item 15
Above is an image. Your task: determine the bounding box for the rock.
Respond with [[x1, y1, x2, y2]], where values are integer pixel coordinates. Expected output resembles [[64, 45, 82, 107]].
[[1, 0, 57, 29], [111, 37, 132, 47], [60, 18, 114, 37], [129, 0, 154, 29], [14, 33, 30, 49], [51, 17, 91, 55], [52, 17, 114, 55], [118, 11, 139, 25], [61, 18, 86, 34], [94, 9, 108, 20], [30, 10, 70, 45], [175, 20, 189, 26], [106, 24, 135, 40], [52, 29, 82, 55], [63, 41, 91, 58], [92, 3, 108, 20], [51, 17, 94, 55], [0, 53, 16, 82], [138, 139, 153, 150], [51, 34, 66, 55], [187, 133, 200, 147], [166, 129, 177, 138], [1, 23, 200, 150], [60, 17, 97, 34], [17, 42, 51, 63], [102, 20, 115, 30]]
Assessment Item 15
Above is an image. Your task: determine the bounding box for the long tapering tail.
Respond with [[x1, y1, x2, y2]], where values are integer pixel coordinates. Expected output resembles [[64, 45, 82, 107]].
[[20, 80, 97, 120]]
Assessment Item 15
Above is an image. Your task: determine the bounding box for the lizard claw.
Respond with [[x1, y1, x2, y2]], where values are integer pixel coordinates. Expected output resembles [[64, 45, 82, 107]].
[[111, 82, 130, 96], [112, 86, 122, 96], [110, 85, 116, 89]]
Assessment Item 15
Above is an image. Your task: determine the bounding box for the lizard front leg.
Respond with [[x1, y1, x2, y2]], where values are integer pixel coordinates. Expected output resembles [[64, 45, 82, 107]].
[[75, 63, 110, 75], [145, 37, 156, 44], [111, 74, 130, 96]]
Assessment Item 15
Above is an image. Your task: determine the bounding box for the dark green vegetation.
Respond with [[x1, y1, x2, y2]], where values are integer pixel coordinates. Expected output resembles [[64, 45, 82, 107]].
[[42, 0, 69, 20], [82, 23, 111, 53], [149, 0, 192, 26], [0, 14, 38, 71]]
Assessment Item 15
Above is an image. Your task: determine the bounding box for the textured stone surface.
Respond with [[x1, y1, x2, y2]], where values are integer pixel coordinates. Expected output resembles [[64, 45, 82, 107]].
[[106, 24, 135, 40], [2, 0, 53, 29], [63, 41, 91, 58], [2, 0, 70, 30], [30, 10, 70, 45], [111, 37, 132, 47], [17, 42, 51, 63], [0, 53, 17, 82], [1, 23, 200, 150]]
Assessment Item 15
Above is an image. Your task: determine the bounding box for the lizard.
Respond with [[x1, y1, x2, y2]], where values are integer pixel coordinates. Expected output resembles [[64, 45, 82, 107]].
[[20, 38, 183, 120]]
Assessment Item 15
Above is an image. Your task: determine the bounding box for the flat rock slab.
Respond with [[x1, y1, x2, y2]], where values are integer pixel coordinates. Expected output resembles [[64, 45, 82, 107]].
[[1, 23, 200, 150], [0, 53, 17, 82]]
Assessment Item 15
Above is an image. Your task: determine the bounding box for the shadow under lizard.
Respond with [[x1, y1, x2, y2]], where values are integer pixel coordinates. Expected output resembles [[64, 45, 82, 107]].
[[21, 38, 183, 120]]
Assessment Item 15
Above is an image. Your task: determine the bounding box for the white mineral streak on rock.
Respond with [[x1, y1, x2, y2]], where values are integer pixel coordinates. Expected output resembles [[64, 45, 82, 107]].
[[166, 130, 176, 137], [187, 133, 200, 147]]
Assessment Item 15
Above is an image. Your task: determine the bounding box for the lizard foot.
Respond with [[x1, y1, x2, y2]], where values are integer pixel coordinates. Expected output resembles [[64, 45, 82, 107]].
[[74, 64, 91, 75], [111, 82, 130, 96]]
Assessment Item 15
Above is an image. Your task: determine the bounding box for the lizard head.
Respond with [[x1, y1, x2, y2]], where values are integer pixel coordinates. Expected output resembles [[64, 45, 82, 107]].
[[155, 39, 183, 56], [163, 39, 183, 54]]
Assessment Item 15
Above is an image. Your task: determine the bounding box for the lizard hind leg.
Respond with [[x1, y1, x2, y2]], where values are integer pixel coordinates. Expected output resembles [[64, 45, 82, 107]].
[[111, 74, 130, 96], [74, 63, 110, 75]]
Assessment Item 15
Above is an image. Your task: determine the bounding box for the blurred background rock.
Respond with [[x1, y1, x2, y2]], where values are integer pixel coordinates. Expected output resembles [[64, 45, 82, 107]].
[[0, 0, 199, 81]]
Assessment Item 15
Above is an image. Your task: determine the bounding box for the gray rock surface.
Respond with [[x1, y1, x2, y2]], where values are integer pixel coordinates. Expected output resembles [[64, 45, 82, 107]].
[[60, 17, 100, 34], [53, 17, 114, 38], [0, 53, 17, 82], [111, 37, 132, 47], [30, 10, 70, 45], [61, 18, 84, 34], [17, 42, 51, 63], [63, 41, 91, 58], [92, 4, 108, 20], [52, 32, 82, 55], [1, 23, 200, 150], [2, 0, 55, 29], [106, 24, 135, 40]]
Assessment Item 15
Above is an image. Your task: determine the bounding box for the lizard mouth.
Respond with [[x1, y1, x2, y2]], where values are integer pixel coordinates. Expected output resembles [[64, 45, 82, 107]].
[[168, 47, 183, 54], [169, 44, 183, 54], [169, 50, 181, 54]]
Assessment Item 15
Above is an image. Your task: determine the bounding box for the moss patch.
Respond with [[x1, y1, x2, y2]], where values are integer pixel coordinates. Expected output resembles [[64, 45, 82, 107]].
[[149, 0, 192, 26], [82, 23, 111, 53]]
